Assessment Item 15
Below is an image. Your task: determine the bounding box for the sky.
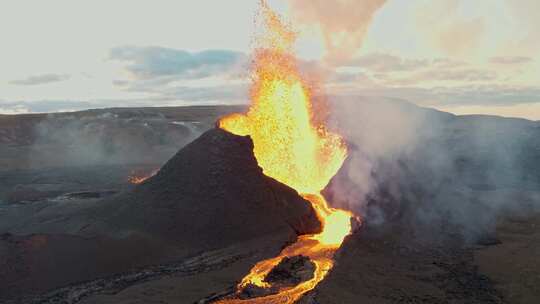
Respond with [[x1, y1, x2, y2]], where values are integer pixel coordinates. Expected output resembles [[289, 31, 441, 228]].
[[1, 0, 539, 120]]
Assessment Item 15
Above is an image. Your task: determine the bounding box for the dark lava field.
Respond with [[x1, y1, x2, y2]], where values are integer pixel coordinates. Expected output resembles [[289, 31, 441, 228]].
[[1, 101, 539, 304]]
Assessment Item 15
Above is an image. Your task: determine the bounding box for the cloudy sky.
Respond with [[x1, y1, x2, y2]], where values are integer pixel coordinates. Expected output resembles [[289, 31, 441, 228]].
[[1, 0, 539, 120]]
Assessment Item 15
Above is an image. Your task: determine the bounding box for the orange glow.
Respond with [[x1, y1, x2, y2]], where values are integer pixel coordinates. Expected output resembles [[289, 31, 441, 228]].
[[217, 1, 354, 303], [128, 169, 158, 184]]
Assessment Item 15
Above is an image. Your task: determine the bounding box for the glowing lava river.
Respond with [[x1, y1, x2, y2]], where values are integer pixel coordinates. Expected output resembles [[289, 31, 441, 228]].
[[216, 2, 354, 303]]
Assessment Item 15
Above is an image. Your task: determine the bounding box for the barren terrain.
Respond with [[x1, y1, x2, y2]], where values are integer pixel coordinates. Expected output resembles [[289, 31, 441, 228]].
[[1, 102, 539, 303]]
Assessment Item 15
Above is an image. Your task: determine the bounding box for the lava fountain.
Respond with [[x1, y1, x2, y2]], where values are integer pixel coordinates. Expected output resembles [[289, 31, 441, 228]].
[[217, 2, 354, 303]]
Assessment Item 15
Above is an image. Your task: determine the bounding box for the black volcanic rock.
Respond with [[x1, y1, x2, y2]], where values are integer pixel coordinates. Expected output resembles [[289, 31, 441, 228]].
[[265, 255, 315, 286], [239, 255, 316, 299], [0, 127, 321, 301], [93, 127, 321, 247]]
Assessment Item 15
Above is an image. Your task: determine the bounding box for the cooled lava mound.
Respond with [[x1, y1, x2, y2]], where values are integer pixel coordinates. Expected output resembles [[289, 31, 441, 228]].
[[89, 127, 321, 245], [0, 128, 321, 302]]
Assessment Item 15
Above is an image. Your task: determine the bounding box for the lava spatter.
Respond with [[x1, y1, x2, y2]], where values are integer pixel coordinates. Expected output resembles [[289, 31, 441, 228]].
[[218, 1, 354, 303]]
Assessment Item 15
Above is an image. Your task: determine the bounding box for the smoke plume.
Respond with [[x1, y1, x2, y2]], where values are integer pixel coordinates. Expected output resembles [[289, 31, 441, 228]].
[[289, 0, 387, 64], [281, 0, 540, 243], [326, 96, 540, 242], [28, 110, 203, 169]]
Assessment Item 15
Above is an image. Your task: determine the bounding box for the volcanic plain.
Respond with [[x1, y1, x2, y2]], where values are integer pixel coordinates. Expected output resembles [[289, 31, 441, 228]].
[[1, 101, 539, 304]]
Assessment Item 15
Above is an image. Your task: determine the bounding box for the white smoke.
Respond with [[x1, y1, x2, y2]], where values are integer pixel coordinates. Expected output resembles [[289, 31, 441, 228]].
[[289, 0, 387, 64], [326, 96, 540, 242]]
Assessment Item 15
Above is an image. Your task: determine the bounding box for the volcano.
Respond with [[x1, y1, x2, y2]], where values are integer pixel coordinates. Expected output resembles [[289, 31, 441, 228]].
[[2, 103, 540, 303], [0, 128, 321, 302], [88, 127, 321, 246]]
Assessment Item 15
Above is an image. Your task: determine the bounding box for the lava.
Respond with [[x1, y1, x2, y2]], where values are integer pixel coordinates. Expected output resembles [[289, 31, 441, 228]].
[[128, 169, 158, 184], [217, 1, 354, 303]]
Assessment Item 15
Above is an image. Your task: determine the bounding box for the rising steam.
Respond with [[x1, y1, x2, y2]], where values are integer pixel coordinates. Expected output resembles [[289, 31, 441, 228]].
[[327, 96, 540, 242]]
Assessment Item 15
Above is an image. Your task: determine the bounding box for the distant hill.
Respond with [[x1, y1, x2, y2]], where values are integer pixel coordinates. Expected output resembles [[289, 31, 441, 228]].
[[0, 106, 243, 170]]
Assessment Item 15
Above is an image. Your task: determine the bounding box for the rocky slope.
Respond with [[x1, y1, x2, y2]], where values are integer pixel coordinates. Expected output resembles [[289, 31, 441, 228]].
[[0, 128, 320, 302]]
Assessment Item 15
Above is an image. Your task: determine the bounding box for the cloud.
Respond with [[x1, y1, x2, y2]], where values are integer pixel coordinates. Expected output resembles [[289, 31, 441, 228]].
[[0, 99, 176, 114], [432, 85, 540, 106], [344, 53, 428, 72], [414, 0, 486, 57], [9, 74, 70, 86], [339, 85, 540, 108], [411, 69, 498, 83], [0, 104, 30, 114], [309, 49, 537, 112], [433, 18, 485, 57], [110, 46, 247, 80], [161, 84, 248, 103], [107, 46, 250, 105], [0, 100, 95, 113], [489, 56, 533, 65], [331, 71, 374, 84], [431, 58, 468, 69], [120, 81, 248, 103], [5, 82, 538, 115], [438, 102, 540, 121], [333, 53, 496, 86], [504, 0, 540, 54]]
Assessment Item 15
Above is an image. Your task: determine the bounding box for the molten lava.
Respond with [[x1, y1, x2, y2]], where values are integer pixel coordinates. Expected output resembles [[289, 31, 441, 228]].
[[128, 169, 158, 185], [217, 2, 354, 303]]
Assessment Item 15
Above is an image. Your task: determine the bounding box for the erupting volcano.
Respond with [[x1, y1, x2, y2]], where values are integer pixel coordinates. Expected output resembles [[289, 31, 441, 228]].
[[218, 2, 354, 302]]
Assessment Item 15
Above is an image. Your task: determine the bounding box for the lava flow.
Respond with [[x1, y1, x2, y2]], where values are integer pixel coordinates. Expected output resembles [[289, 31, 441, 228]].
[[128, 169, 158, 184], [217, 2, 354, 303]]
